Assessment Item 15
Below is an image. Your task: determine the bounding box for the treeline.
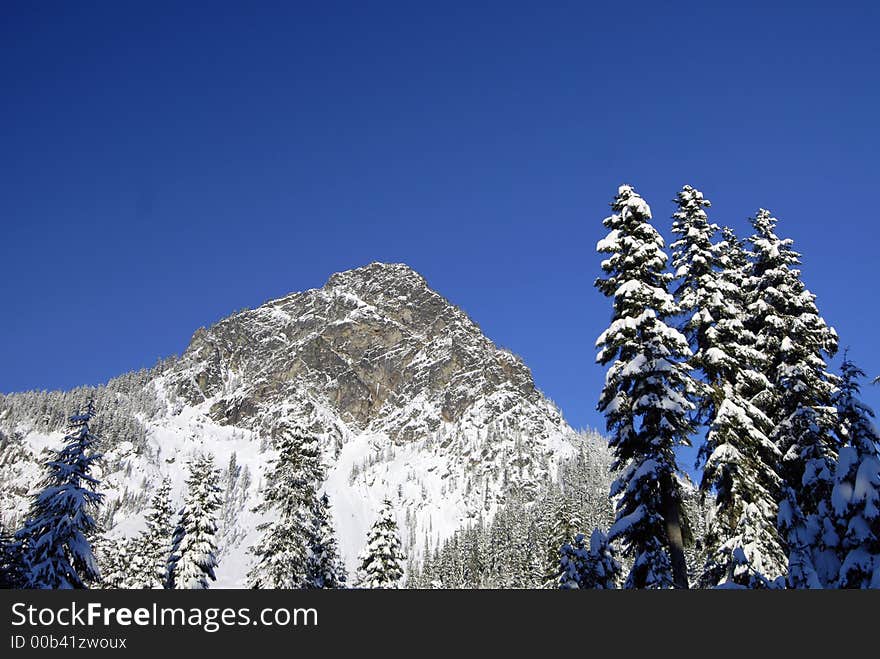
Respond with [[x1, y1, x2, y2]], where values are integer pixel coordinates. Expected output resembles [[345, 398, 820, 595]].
[[407, 434, 616, 588], [589, 184, 879, 589], [0, 363, 169, 459]]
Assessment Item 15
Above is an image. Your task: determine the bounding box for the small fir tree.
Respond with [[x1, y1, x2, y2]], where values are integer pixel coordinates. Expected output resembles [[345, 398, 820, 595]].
[[15, 401, 103, 589], [543, 499, 582, 587], [248, 425, 323, 588], [305, 493, 347, 589], [829, 358, 880, 588], [166, 454, 222, 589], [558, 529, 620, 589], [133, 478, 175, 588], [357, 499, 406, 589]]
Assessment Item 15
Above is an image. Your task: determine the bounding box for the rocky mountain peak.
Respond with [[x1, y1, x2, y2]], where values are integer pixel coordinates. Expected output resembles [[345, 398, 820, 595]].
[[169, 262, 562, 444], [324, 261, 429, 298]]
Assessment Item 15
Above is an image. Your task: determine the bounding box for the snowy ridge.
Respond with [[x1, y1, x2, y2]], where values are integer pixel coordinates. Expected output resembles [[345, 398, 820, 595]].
[[0, 262, 583, 586]]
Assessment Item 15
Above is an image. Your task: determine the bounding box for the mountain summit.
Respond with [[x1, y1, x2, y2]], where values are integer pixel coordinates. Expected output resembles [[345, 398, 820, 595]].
[[172, 261, 566, 443], [0, 263, 581, 584]]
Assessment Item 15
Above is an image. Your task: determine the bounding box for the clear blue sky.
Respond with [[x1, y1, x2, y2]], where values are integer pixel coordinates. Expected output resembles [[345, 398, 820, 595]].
[[2, 1, 878, 440]]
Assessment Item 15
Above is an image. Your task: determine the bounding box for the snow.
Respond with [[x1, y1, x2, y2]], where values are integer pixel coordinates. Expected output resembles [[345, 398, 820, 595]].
[[624, 195, 652, 219], [596, 229, 620, 252], [620, 355, 648, 378], [853, 456, 880, 503], [707, 442, 743, 466], [631, 459, 659, 483], [608, 504, 645, 538], [702, 347, 727, 366], [595, 309, 658, 347], [5, 377, 578, 587]]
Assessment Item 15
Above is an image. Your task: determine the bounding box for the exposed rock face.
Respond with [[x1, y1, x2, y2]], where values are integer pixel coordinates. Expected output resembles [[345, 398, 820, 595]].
[[169, 262, 565, 443]]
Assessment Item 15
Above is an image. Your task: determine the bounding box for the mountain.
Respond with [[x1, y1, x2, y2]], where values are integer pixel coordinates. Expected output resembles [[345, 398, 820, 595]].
[[0, 262, 599, 586]]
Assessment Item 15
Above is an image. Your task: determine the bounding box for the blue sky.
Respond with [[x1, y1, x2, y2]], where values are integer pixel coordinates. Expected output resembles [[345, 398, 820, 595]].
[[2, 1, 878, 444]]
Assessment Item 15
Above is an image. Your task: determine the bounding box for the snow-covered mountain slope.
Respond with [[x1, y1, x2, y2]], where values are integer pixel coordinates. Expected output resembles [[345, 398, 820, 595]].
[[0, 262, 587, 586]]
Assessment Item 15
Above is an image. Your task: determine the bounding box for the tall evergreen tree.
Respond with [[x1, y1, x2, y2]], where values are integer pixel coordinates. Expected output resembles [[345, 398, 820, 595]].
[[671, 190, 787, 587], [595, 184, 694, 588], [15, 401, 103, 589], [701, 231, 785, 587], [829, 358, 880, 588], [305, 493, 347, 588], [558, 528, 620, 589], [746, 209, 839, 588], [357, 499, 406, 589], [248, 425, 323, 589], [133, 478, 174, 588], [166, 454, 222, 589]]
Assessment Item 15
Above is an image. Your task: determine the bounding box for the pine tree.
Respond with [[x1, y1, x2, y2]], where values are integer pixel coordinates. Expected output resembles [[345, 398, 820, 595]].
[[702, 503, 784, 589], [829, 358, 880, 588], [0, 521, 24, 588], [414, 539, 434, 589], [248, 425, 323, 589], [95, 536, 131, 588], [357, 499, 406, 589], [305, 493, 347, 588], [542, 498, 581, 587], [15, 401, 103, 589], [595, 184, 694, 588], [670, 190, 787, 587], [558, 529, 620, 589], [746, 209, 839, 588], [670, 185, 721, 395], [133, 478, 174, 588], [166, 454, 222, 589]]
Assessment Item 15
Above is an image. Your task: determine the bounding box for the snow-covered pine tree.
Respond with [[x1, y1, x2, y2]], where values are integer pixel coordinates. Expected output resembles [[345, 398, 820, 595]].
[[746, 209, 839, 588], [132, 478, 174, 588], [702, 504, 784, 589], [95, 536, 131, 588], [357, 499, 406, 589], [542, 498, 581, 587], [305, 493, 347, 588], [558, 529, 620, 589], [670, 185, 720, 398], [411, 538, 434, 589], [248, 424, 323, 589], [558, 535, 586, 590], [166, 454, 222, 589], [829, 358, 880, 588], [670, 191, 787, 587], [15, 400, 103, 589], [595, 184, 695, 589], [0, 521, 24, 588]]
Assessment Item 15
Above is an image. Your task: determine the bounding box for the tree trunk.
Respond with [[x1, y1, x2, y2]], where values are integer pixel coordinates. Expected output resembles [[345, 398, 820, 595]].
[[662, 487, 690, 589]]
